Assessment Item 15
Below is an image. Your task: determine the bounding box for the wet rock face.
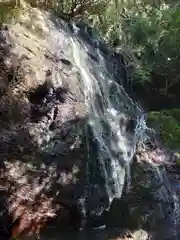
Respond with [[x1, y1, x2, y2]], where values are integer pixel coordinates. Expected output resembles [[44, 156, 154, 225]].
[[106, 139, 179, 239]]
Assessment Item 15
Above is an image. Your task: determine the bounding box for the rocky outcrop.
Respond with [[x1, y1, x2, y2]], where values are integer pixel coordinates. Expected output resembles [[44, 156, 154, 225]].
[[0, 9, 89, 238], [106, 138, 180, 239]]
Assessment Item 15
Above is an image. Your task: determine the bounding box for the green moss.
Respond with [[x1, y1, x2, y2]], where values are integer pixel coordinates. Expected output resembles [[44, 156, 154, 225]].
[[148, 108, 180, 149], [0, 2, 22, 24]]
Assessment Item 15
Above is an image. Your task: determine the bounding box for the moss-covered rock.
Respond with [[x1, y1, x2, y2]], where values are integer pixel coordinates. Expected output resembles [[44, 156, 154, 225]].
[[147, 108, 180, 149], [0, 1, 22, 24]]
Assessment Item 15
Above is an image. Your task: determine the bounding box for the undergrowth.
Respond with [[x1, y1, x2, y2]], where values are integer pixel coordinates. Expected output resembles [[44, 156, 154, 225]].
[[148, 108, 180, 149]]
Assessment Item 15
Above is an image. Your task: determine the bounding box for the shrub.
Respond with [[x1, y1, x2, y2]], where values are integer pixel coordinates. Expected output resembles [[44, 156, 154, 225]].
[[148, 109, 180, 149]]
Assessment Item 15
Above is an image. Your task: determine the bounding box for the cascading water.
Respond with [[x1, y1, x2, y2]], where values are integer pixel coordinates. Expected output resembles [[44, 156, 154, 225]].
[[69, 27, 148, 220], [46, 17, 180, 238]]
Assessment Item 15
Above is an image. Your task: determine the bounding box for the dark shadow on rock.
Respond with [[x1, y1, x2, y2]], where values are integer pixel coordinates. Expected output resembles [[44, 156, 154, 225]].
[[0, 161, 13, 240]]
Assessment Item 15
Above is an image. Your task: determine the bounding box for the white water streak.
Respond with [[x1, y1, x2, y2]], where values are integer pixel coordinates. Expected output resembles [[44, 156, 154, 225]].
[[70, 36, 146, 200]]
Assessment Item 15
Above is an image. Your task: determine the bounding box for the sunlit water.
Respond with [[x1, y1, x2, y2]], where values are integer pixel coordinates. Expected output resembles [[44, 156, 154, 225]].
[[70, 33, 147, 203], [45, 17, 180, 239]]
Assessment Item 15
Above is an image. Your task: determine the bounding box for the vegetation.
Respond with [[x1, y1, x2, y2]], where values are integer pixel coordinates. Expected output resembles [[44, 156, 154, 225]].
[[148, 109, 180, 149], [0, 1, 22, 23], [88, 1, 180, 110]]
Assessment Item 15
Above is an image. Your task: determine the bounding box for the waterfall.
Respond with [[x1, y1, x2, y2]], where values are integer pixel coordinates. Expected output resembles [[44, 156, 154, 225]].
[[70, 32, 147, 216], [45, 17, 180, 238]]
